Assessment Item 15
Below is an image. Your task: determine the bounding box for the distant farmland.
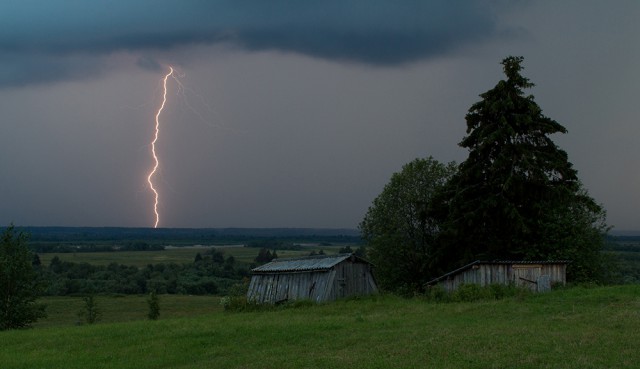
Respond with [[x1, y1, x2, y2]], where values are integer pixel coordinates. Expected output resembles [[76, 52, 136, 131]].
[[37, 244, 345, 267]]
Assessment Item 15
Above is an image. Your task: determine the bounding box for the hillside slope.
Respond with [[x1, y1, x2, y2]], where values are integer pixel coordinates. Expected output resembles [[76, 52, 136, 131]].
[[2, 285, 639, 369]]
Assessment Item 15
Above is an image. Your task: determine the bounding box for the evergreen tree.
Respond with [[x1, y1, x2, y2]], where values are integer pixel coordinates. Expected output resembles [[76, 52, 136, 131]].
[[0, 225, 47, 330], [441, 56, 607, 280]]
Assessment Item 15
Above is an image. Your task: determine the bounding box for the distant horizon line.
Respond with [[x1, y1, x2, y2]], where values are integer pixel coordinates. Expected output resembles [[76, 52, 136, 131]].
[[13, 225, 359, 230], [6, 225, 640, 236]]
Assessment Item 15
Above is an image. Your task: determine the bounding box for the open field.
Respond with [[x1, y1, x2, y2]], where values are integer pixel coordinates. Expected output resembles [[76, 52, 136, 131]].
[[3, 285, 640, 368], [33, 295, 222, 328], [37, 245, 345, 267]]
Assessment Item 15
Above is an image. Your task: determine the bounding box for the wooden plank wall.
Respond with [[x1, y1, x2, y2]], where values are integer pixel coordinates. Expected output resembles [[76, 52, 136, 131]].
[[440, 263, 566, 292], [540, 264, 567, 285], [247, 271, 333, 303], [247, 260, 378, 304], [331, 262, 378, 300]]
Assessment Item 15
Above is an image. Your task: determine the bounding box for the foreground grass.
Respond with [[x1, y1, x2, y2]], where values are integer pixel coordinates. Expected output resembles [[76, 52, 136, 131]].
[[2, 285, 640, 369]]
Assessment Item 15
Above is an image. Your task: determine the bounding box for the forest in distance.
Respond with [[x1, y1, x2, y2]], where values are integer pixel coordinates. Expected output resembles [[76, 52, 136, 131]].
[[16, 226, 363, 297], [8, 225, 640, 297], [21, 226, 361, 246]]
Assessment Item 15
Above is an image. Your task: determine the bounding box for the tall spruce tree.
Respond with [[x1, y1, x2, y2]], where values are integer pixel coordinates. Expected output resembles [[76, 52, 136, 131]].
[[440, 56, 607, 279]]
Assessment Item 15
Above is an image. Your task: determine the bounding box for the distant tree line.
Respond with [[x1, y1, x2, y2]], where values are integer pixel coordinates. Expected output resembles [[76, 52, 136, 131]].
[[245, 240, 304, 250], [30, 241, 164, 253], [35, 248, 250, 296], [602, 239, 640, 284], [251, 245, 369, 264], [254, 248, 279, 263], [24, 227, 361, 246], [338, 245, 367, 258]]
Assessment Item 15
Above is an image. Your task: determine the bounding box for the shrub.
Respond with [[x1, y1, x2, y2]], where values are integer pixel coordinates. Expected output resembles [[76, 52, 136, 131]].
[[424, 283, 531, 303], [78, 295, 100, 324], [424, 285, 448, 302], [147, 291, 160, 320], [451, 284, 492, 302], [489, 283, 514, 300], [227, 279, 249, 297], [220, 296, 264, 312]]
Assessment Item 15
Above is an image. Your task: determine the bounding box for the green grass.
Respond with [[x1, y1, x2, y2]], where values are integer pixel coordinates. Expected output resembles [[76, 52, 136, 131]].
[[33, 295, 222, 328], [37, 245, 344, 267], [2, 285, 640, 368]]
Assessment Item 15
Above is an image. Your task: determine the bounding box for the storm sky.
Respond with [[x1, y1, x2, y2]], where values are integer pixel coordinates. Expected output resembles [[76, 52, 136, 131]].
[[1, 1, 638, 230]]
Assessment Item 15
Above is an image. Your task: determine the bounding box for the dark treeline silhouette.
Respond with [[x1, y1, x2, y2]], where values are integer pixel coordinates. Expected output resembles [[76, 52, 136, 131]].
[[31, 241, 164, 253], [22, 227, 361, 245], [36, 248, 250, 296]]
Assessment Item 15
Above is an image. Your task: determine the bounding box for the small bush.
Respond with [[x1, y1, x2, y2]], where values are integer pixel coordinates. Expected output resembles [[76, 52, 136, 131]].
[[452, 284, 492, 302], [147, 291, 160, 320], [489, 283, 516, 300], [424, 285, 448, 302], [227, 279, 249, 297], [78, 295, 100, 324], [424, 283, 531, 303], [220, 296, 264, 312]]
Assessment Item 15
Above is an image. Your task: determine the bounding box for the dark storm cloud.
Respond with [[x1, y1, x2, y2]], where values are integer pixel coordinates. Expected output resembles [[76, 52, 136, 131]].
[[135, 56, 163, 72], [0, 0, 498, 87], [0, 52, 106, 87]]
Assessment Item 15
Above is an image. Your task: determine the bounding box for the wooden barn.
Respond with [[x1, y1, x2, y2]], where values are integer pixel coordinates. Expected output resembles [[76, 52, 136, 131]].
[[247, 254, 378, 304], [427, 260, 569, 293]]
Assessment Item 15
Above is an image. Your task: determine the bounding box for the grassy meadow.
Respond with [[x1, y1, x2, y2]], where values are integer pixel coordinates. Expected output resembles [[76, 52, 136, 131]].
[[32, 295, 223, 328], [2, 285, 639, 368]]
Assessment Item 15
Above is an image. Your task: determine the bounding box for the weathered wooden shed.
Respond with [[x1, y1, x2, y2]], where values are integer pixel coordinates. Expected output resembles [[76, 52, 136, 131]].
[[247, 254, 378, 303], [427, 260, 569, 293]]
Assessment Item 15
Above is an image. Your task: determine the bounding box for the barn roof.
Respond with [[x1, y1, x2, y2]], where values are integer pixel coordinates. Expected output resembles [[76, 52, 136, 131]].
[[427, 260, 571, 285], [251, 253, 368, 274]]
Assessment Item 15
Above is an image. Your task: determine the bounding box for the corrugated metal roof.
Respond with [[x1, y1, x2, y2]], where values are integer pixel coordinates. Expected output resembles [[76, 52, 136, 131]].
[[251, 253, 361, 273], [427, 260, 571, 285], [491, 260, 571, 265]]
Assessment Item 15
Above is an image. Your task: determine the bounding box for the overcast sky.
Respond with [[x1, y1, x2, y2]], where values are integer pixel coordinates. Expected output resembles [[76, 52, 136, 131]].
[[1, 1, 638, 231]]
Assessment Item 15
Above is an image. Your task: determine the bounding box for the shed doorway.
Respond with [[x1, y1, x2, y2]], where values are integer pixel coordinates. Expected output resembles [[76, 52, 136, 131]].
[[512, 264, 542, 291]]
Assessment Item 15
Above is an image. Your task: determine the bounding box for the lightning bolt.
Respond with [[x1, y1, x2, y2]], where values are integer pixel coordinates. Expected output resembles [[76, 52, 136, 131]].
[[147, 66, 174, 228]]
